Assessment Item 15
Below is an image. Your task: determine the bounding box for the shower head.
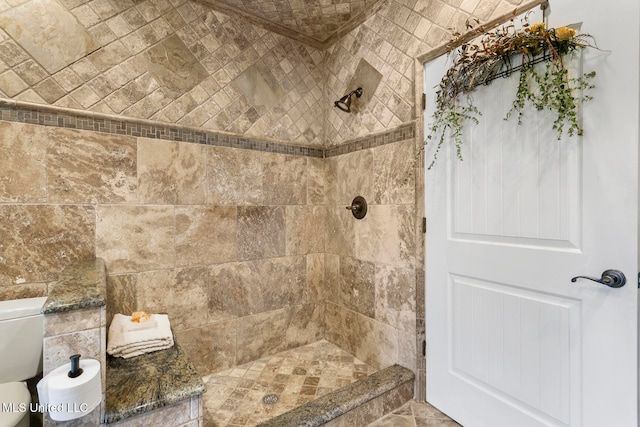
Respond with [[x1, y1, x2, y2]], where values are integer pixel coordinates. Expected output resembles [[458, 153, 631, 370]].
[[334, 87, 363, 112]]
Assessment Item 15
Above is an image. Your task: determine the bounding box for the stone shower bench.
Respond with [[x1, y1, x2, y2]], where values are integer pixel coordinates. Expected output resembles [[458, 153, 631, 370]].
[[103, 342, 206, 425], [257, 364, 414, 427], [42, 258, 205, 426]]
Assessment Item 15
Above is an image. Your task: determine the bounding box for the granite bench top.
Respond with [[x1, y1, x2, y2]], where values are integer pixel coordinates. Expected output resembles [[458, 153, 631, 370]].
[[42, 258, 107, 314], [257, 364, 414, 427], [104, 341, 207, 424]]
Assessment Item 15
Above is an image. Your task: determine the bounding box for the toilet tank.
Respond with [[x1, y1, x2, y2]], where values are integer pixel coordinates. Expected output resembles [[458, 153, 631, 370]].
[[0, 297, 47, 383]]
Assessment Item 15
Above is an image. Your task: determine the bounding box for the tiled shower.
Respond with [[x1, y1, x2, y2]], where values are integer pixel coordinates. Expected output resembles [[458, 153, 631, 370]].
[[0, 0, 512, 412]]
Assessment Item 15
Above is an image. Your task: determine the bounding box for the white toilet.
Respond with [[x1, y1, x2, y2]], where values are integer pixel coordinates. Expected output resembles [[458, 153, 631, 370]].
[[0, 297, 47, 427]]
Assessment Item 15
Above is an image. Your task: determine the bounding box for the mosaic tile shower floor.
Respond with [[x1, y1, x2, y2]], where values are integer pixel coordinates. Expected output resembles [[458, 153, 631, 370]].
[[201, 340, 378, 426]]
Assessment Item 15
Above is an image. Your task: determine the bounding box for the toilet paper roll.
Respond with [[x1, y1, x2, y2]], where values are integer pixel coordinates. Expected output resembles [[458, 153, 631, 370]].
[[37, 359, 102, 421]]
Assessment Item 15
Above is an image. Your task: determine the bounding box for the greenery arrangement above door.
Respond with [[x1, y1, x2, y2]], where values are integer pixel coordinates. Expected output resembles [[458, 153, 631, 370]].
[[425, 15, 597, 169]]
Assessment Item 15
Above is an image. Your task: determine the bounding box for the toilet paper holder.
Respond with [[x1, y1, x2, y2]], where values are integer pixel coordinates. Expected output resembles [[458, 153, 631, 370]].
[[68, 354, 83, 378], [37, 353, 102, 422]]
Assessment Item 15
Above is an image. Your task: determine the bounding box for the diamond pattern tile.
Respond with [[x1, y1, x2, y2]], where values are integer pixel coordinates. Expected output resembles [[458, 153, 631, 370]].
[[204, 0, 383, 45], [202, 340, 377, 426]]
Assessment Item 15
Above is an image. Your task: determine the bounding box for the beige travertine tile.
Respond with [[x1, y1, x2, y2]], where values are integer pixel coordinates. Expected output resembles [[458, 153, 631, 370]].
[[0, 205, 95, 286], [237, 206, 285, 261], [305, 253, 324, 303], [52, 67, 84, 92], [325, 302, 399, 370], [236, 309, 288, 364], [33, 77, 67, 103], [373, 139, 415, 205], [367, 400, 462, 427], [324, 302, 358, 355], [340, 256, 375, 318], [96, 205, 175, 274], [285, 205, 325, 256], [397, 329, 418, 372], [136, 267, 211, 330], [324, 254, 341, 305], [13, 88, 46, 103], [0, 69, 27, 96], [146, 34, 208, 98], [356, 204, 415, 269], [177, 319, 237, 375], [473, 0, 500, 20], [47, 128, 137, 203], [43, 328, 101, 375], [44, 404, 102, 427], [323, 156, 338, 206], [0, 0, 99, 73], [262, 152, 307, 205], [106, 274, 137, 327], [307, 157, 326, 206], [0, 39, 30, 67], [0, 121, 47, 202], [206, 146, 263, 205], [70, 84, 101, 108], [352, 312, 399, 370], [375, 264, 416, 332], [175, 266, 217, 327], [335, 149, 374, 207], [0, 282, 48, 301], [175, 206, 236, 267], [325, 206, 356, 258], [44, 307, 101, 336], [232, 60, 285, 109], [0, 0, 506, 147], [138, 137, 206, 205], [198, 0, 381, 45], [202, 340, 377, 427], [12, 58, 48, 85], [209, 256, 306, 318], [284, 303, 324, 349], [0, 0, 330, 144]]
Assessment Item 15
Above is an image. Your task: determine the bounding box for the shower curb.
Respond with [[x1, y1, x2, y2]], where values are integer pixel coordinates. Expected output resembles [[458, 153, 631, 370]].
[[256, 364, 415, 427]]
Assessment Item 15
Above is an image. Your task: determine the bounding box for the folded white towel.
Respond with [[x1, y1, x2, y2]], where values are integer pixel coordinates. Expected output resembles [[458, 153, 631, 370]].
[[111, 341, 174, 359], [107, 313, 174, 358]]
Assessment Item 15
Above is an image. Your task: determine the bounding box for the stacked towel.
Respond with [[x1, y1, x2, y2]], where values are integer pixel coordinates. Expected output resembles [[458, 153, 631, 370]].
[[107, 313, 174, 359]]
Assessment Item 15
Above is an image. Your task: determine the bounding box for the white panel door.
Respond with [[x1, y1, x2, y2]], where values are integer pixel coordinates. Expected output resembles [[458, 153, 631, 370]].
[[424, 1, 639, 426]]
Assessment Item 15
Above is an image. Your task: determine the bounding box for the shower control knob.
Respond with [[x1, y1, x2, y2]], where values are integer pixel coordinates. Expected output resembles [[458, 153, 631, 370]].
[[346, 196, 367, 219]]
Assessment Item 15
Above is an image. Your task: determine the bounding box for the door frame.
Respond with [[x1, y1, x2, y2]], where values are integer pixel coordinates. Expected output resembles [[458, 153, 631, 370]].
[[415, 0, 640, 423]]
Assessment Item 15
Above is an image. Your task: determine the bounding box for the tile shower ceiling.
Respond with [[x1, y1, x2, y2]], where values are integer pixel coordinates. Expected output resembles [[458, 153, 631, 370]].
[[200, 0, 386, 47]]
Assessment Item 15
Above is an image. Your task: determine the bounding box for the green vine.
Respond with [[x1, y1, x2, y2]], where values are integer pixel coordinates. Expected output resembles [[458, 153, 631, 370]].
[[425, 16, 597, 169]]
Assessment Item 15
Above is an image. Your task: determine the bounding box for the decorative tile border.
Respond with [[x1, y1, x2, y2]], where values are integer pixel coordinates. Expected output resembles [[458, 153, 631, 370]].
[[0, 99, 415, 158], [324, 122, 416, 158]]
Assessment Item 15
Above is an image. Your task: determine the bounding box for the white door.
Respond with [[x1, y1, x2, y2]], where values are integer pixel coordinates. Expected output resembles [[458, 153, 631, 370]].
[[424, 1, 639, 426]]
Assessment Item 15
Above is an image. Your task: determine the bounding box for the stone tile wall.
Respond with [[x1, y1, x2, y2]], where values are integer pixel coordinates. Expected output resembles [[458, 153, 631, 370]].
[[0, 0, 325, 145], [0, 117, 326, 375], [0, 0, 527, 148], [0, 0, 514, 400], [324, 134, 418, 372], [326, 0, 525, 144]]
